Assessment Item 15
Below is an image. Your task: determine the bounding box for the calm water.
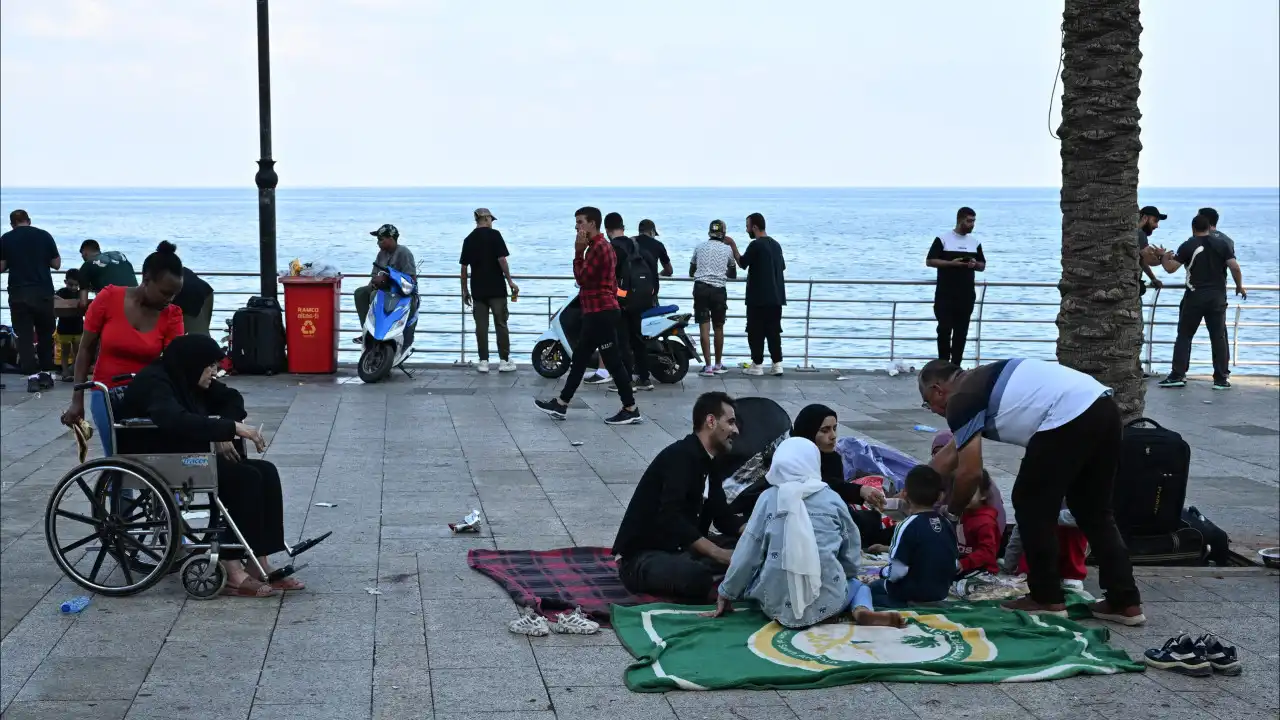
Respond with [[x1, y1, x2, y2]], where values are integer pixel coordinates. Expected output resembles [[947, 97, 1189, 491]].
[[1, 187, 1277, 372]]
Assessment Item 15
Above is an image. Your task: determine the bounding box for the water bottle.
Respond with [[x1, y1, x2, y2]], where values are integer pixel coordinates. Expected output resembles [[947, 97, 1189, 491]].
[[60, 596, 91, 614]]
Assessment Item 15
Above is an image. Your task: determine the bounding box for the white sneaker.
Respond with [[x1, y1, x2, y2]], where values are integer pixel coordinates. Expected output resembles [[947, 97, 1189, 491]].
[[699, 365, 716, 377], [1061, 579, 1086, 592], [477, 360, 490, 374], [498, 361, 517, 373], [713, 365, 729, 375], [771, 363, 785, 376], [743, 364, 765, 376], [550, 606, 600, 635], [507, 608, 551, 637]]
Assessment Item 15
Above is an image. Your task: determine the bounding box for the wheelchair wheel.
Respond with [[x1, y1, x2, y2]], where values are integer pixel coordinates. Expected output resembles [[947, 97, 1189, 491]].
[[45, 457, 181, 596], [180, 554, 226, 600]]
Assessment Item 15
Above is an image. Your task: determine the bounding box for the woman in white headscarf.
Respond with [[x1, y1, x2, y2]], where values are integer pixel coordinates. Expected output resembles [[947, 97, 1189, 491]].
[[707, 437, 904, 628]]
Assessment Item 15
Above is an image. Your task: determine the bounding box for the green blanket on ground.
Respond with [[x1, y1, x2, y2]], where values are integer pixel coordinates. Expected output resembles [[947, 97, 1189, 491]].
[[613, 601, 1143, 691]]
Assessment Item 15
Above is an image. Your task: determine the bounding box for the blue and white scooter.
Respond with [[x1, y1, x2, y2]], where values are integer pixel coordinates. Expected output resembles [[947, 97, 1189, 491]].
[[531, 297, 700, 383], [357, 264, 418, 383]]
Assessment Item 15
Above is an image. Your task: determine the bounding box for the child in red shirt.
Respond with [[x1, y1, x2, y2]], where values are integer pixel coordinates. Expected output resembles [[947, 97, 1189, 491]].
[[957, 471, 1001, 576]]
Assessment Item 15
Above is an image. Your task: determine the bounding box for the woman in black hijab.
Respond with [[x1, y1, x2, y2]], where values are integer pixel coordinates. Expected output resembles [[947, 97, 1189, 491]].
[[120, 334, 304, 598], [792, 404, 892, 545]]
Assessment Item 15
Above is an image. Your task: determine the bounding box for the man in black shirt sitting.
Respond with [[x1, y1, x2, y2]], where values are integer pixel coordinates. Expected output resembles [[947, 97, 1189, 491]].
[[613, 391, 745, 600], [1152, 214, 1247, 390]]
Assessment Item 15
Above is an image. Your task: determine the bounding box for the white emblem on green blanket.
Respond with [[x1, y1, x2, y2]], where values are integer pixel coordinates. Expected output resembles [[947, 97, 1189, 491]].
[[750, 611, 995, 670]]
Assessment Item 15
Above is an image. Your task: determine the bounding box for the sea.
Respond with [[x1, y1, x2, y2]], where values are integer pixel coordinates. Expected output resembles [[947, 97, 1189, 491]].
[[1, 187, 1277, 373]]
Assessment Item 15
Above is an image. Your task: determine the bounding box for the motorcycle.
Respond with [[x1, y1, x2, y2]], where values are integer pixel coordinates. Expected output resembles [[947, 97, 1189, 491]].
[[531, 297, 700, 383], [357, 264, 418, 383]]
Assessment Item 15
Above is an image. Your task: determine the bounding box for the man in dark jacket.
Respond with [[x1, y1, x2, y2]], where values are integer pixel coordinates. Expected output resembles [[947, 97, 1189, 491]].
[[613, 392, 744, 599], [0, 209, 61, 384], [726, 213, 786, 376]]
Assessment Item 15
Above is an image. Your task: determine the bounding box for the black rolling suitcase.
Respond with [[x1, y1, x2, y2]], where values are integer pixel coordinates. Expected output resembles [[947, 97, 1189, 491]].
[[1114, 417, 1190, 537], [230, 296, 286, 375]]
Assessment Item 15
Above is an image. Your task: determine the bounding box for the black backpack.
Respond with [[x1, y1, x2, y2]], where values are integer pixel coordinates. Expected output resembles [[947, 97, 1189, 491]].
[[229, 296, 287, 375], [615, 237, 655, 310], [1114, 417, 1190, 536]]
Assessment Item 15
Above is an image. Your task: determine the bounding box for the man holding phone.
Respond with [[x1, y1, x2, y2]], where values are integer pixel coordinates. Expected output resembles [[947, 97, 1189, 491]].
[[534, 207, 642, 425], [925, 207, 985, 367]]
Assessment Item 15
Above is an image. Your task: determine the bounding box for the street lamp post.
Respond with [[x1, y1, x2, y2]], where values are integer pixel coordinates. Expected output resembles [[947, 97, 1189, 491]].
[[255, 0, 278, 299]]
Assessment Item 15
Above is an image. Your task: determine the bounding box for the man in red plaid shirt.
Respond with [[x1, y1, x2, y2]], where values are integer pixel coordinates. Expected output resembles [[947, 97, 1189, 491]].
[[536, 207, 642, 425]]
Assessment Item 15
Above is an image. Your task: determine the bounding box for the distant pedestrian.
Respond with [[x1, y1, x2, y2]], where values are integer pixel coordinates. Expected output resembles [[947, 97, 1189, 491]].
[[635, 219, 674, 297], [1151, 214, 1247, 390], [1135, 206, 1165, 291], [76, 239, 138, 303], [534, 207, 641, 425], [460, 208, 519, 373], [690, 219, 737, 376], [605, 212, 657, 391], [1197, 207, 1236, 256], [163, 243, 215, 336], [925, 207, 985, 367], [726, 213, 786, 376], [56, 269, 84, 381], [0, 209, 61, 386]]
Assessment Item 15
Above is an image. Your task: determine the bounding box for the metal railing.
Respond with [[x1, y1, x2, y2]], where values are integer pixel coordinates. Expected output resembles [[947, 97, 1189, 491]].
[[4, 273, 1277, 372]]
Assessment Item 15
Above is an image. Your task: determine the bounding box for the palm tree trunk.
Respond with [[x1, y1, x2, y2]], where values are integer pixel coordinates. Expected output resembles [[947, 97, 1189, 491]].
[[1056, 0, 1146, 421]]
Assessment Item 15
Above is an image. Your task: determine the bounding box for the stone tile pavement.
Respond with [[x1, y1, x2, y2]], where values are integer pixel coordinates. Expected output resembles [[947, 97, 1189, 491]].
[[1, 367, 1276, 720]]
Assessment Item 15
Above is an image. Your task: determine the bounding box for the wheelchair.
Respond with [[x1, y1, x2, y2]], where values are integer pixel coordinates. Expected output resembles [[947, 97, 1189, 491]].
[[44, 378, 330, 599]]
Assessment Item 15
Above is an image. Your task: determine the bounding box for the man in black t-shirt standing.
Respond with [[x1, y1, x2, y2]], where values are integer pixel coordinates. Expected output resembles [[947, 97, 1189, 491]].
[[925, 207, 985, 367], [725, 213, 787, 376], [1152, 214, 1247, 390], [460, 209, 519, 373], [635, 219, 673, 299], [0, 209, 61, 384]]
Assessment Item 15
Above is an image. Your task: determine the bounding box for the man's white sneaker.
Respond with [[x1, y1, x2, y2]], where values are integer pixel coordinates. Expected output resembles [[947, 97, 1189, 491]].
[[551, 606, 601, 635], [498, 361, 517, 373], [477, 360, 490, 374], [508, 608, 551, 636], [743, 364, 765, 376], [771, 363, 784, 376]]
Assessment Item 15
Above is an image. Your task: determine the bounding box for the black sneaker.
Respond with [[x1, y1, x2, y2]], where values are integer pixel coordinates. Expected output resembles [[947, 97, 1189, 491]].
[[534, 398, 567, 420], [1143, 634, 1212, 677], [583, 372, 611, 385], [1212, 379, 1231, 391], [1157, 375, 1187, 388], [1195, 634, 1241, 676], [38, 372, 55, 390], [604, 408, 642, 425], [608, 381, 654, 393], [26, 375, 41, 393]]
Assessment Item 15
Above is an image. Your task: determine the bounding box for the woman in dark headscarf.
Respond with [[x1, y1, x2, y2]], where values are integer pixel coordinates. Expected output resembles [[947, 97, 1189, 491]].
[[792, 404, 893, 546], [120, 334, 304, 598]]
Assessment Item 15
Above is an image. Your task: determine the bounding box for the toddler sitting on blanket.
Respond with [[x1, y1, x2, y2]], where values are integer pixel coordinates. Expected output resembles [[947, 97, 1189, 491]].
[[870, 465, 958, 608], [957, 471, 1001, 576], [1001, 505, 1089, 591]]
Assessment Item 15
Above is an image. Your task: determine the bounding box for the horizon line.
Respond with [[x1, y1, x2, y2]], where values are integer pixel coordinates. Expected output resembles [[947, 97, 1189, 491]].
[[3, 184, 1278, 191]]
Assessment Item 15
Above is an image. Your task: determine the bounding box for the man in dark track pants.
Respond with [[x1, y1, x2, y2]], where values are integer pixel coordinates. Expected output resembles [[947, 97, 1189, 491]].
[[926, 207, 985, 367], [0, 209, 61, 390], [920, 357, 1146, 626], [605, 212, 657, 391], [1152, 214, 1247, 391], [535, 207, 642, 426]]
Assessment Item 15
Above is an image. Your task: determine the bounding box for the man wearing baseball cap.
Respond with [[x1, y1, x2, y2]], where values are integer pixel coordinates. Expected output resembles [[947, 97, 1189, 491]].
[[1136, 206, 1166, 290], [460, 209, 519, 373], [635, 219, 673, 295], [354, 223, 418, 339]]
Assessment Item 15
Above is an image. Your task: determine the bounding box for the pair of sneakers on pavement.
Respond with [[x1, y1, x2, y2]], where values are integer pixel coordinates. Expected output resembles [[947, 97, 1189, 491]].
[[508, 607, 600, 636], [1144, 633, 1241, 677], [698, 364, 730, 377], [477, 360, 517, 373], [534, 397, 642, 425], [27, 372, 55, 393], [743, 363, 784, 377]]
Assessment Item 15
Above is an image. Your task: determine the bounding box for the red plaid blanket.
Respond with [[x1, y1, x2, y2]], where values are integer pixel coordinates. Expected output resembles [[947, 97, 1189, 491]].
[[467, 547, 671, 625]]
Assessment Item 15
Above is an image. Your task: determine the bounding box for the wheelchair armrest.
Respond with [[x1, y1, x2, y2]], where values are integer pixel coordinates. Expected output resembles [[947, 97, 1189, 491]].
[[115, 418, 158, 428]]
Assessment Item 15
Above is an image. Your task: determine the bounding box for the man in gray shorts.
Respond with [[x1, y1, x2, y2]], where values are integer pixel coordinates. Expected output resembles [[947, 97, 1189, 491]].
[[690, 220, 736, 376]]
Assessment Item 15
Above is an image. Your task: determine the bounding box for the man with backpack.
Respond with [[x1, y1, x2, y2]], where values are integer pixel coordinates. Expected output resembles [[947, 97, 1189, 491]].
[[605, 212, 658, 391]]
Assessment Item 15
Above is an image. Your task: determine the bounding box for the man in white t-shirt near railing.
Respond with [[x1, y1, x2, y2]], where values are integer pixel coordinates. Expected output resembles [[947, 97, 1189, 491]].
[[689, 220, 737, 377]]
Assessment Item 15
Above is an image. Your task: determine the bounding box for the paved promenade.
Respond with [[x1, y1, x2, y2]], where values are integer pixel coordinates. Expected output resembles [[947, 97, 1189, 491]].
[[1, 367, 1277, 720]]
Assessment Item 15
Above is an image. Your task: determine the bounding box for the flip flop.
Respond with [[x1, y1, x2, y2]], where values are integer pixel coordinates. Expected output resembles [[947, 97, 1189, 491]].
[[221, 578, 280, 598]]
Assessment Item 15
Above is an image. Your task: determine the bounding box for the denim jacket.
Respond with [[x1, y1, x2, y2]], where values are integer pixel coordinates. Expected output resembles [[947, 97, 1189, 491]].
[[718, 484, 862, 628]]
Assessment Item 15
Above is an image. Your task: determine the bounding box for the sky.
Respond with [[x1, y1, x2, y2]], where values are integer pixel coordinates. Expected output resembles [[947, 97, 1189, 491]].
[[1, 0, 1277, 188]]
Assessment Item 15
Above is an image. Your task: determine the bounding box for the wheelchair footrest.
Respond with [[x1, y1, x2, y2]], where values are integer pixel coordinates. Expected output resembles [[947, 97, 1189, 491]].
[[288, 531, 332, 558], [266, 563, 307, 583]]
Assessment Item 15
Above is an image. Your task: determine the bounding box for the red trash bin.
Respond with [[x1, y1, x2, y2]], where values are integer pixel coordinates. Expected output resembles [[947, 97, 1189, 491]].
[[280, 276, 343, 374]]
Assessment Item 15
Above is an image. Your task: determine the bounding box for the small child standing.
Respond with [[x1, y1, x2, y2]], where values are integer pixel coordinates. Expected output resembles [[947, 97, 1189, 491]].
[[957, 471, 1001, 576], [1001, 507, 1089, 591], [55, 270, 84, 382], [870, 465, 958, 608]]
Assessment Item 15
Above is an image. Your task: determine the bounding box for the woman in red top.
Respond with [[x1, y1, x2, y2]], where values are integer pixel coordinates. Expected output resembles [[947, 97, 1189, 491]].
[[61, 242, 185, 453]]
